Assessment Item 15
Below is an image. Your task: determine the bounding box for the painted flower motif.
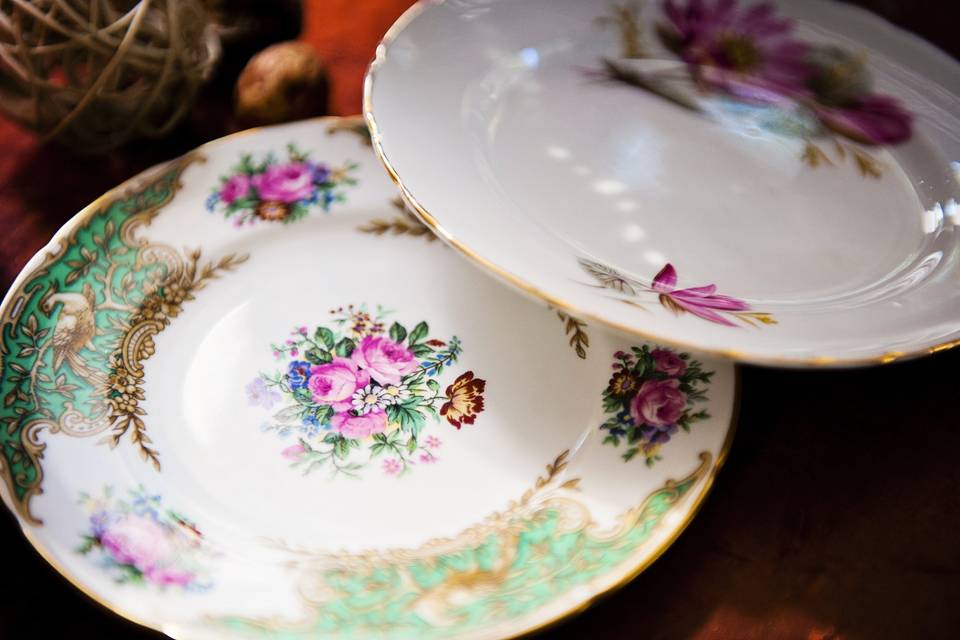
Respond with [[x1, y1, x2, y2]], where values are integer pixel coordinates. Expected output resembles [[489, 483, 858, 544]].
[[207, 146, 356, 226], [441, 371, 487, 429], [100, 515, 176, 574], [651, 348, 687, 376], [251, 162, 315, 203], [380, 383, 411, 405], [255, 200, 289, 221], [77, 487, 210, 589], [352, 335, 418, 386], [287, 360, 312, 390], [383, 458, 402, 475], [331, 410, 387, 439], [311, 163, 331, 183], [805, 47, 913, 146], [595, 0, 913, 176], [659, 0, 812, 100], [351, 384, 389, 415], [812, 94, 912, 146], [308, 358, 369, 412], [246, 378, 280, 409], [630, 378, 687, 427], [608, 370, 640, 397], [644, 422, 680, 443], [253, 307, 484, 478], [599, 346, 712, 466], [579, 258, 775, 328], [331, 305, 384, 339], [300, 417, 322, 437], [652, 264, 750, 327], [219, 174, 251, 205], [281, 443, 306, 461]]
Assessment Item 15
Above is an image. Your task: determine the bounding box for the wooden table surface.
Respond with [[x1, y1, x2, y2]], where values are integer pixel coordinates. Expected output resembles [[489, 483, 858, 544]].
[[2, 1, 959, 638]]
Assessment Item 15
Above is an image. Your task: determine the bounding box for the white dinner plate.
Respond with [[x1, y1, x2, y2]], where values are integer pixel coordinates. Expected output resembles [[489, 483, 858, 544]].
[[366, 0, 960, 367], [0, 117, 736, 639]]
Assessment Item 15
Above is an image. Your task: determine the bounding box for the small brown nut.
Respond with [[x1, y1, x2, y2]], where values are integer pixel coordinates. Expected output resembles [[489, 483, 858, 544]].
[[235, 41, 328, 126]]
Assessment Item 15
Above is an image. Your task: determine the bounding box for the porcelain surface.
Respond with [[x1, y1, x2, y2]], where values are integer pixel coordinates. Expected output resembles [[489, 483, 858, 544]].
[[0, 117, 736, 639], [366, 0, 960, 366]]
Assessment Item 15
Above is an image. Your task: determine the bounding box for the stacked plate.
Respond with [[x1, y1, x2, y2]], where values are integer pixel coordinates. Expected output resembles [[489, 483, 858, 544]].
[[1, 1, 957, 638]]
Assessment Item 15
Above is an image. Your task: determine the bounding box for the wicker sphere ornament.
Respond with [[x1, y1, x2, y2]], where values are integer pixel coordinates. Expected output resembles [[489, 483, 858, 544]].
[[0, 0, 220, 153], [235, 41, 327, 127]]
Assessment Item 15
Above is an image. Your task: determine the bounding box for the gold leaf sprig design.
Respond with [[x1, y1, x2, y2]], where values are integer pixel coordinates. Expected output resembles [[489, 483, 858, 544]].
[[803, 140, 883, 178], [100, 250, 248, 469], [529, 449, 581, 497], [359, 197, 437, 242], [556, 311, 589, 359]]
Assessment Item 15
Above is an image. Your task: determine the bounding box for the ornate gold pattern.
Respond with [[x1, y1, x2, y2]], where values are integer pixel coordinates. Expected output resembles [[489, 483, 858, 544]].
[[100, 249, 246, 469], [0, 156, 193, 522], [226, 450, 711, 639], [0, 116, 740, 640], [0, 153, 248, 522]]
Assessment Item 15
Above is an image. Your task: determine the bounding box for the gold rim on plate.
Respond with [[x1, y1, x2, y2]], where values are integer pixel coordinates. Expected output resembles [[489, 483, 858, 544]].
[[361, 0, 960, 369], [0, 114, 739, 640]]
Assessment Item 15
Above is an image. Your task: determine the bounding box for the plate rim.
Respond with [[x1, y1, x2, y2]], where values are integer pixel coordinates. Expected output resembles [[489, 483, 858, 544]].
[[0, 119, 326, 637], [362, 0, 960, 369], [0, 114, 740, 639]]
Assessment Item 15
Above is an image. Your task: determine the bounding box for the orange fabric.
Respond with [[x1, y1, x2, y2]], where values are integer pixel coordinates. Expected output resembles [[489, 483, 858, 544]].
[[303, 0, 416, 115]]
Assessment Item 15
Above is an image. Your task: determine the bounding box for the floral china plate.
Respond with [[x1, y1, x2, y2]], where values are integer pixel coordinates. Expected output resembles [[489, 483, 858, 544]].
[[366, 0, 960, 367], [0, 117, 736, 639]]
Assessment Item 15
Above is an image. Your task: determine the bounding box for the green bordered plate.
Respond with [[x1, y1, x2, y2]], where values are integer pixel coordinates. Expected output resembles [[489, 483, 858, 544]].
[[0, 117, 736, 639]]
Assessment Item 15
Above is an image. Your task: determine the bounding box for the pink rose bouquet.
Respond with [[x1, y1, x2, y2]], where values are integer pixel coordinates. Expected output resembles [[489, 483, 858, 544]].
[[78, 486, 209, 589], [251, 305, 487, 478], [599, 345, 713, 467], [207, 144, 356, 226]]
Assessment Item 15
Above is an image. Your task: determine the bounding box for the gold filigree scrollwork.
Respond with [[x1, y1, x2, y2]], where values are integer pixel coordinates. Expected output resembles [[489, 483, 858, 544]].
[[100, 249, 247, 470], [0, 151, 249, 523], [230, 450, 712, 637]]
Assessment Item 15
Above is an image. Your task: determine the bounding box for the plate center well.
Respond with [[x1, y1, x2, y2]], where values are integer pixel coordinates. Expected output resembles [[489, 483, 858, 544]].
[[140, 223, 600, 552], [474, 43, 942, 304]]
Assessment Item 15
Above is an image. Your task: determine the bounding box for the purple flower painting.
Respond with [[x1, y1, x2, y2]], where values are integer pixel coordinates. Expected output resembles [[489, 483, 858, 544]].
[[579, 257, 776, 328], [660, 0, 813, 100], [651, 264, 751, 327], [594, 0, 914, 177]]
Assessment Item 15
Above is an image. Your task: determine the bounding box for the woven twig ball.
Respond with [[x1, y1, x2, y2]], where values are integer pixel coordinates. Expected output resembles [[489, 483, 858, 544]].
[[0, 0, 221, 153]]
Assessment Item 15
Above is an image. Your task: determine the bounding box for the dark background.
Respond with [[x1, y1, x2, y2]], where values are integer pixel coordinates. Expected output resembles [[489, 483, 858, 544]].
[[1, 1, 959, 638]]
